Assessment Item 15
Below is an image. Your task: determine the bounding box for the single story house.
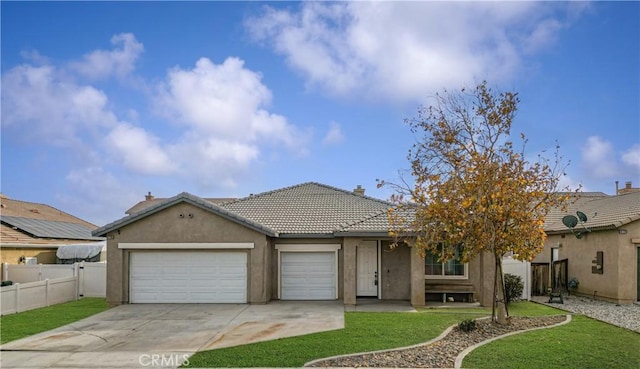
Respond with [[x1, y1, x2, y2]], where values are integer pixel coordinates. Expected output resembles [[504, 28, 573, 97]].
[[94, 182, 497, 307], [532, 188, 640, 304], [0, 194, 105, 272]]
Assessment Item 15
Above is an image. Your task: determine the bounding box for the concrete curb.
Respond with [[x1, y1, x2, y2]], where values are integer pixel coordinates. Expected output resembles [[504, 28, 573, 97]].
[[453, 314, 572, 369]]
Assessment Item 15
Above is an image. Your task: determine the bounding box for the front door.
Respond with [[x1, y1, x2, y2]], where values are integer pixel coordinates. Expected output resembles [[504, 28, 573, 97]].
[[357, 241, 378, 296]]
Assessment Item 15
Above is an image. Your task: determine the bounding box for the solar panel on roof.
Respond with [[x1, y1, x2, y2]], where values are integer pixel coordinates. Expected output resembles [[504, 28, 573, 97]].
[[0, 216, 104, 241]]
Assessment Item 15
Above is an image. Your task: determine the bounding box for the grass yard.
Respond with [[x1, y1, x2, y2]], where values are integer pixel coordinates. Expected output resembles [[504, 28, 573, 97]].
[[507, 300, 567, 316], [463, 314, 640, 369], [185, 310, 479, 367], [186, 301, 638, 368], [0, 298, 109, 344]]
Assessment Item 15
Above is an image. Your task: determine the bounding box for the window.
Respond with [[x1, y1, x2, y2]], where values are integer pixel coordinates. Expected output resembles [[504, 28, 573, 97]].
[[425, 244, 467, 278]]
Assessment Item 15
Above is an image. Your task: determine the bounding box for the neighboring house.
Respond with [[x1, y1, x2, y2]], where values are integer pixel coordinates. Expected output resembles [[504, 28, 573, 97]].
[[0, 194, 105, 270], [532, 189, 640, 304], [94, 182, 497, 307]]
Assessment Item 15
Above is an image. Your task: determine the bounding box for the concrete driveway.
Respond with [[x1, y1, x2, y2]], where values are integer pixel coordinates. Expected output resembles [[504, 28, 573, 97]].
[[0, 301, 344, 368]]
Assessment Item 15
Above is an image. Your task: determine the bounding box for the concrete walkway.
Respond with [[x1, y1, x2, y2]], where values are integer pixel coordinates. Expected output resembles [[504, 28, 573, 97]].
[[0, 301, 344, 368]]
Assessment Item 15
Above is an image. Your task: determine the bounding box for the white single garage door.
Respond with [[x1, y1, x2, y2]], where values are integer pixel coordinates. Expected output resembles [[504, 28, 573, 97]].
[[281, 252, 336, 300], [130, 251, 247, 303]]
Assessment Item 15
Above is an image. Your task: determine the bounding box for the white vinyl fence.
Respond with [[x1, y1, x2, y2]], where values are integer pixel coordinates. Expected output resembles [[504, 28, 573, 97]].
[[78, 262, 106, 298], [1, 262, 106, 315], [1, 277, 78, 315], [502, 256, 531, 300]]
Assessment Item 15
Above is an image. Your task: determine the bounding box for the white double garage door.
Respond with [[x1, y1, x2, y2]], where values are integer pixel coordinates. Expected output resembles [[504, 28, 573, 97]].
[[130, 246, 339, 303]]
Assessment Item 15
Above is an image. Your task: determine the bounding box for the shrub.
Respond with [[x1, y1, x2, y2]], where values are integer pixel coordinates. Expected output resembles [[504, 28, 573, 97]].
[[504, 273, 524, 305], [458, 318, 477, 333]]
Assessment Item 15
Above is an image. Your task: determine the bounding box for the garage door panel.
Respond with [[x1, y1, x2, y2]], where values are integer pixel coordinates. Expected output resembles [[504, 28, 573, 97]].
[[130, 251, 247, 303], [281, 252, 336, 300]]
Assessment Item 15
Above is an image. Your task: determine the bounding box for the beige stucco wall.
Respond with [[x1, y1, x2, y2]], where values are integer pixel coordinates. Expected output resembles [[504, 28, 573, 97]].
[[105, 202, 269, 305], [0, 248, 57, 265], [342, 238, 358, 305], [535, 220, 640, 304]]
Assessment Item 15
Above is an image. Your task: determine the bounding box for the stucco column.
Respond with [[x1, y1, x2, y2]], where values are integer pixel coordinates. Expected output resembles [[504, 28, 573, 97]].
[[106, 236, 124, 306], [409, 240, 425, 306], [249, 238, 269, 304], [343, 238, 360, 305]]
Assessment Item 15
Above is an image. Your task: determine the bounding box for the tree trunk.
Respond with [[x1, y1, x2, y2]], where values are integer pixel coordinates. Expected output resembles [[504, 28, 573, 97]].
[[493, 251, 509, 325]]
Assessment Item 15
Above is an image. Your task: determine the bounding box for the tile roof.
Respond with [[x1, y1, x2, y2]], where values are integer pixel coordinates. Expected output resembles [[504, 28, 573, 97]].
[[95, 182, 394, 237], [96, 183, 639, 240], [94, 192, 278, 237], [125, 197, 237, 215], [545, 191, 640, 233], [543, 192, 609, 230], [220, 182, 393, 235], [125, 198, 166, 215]]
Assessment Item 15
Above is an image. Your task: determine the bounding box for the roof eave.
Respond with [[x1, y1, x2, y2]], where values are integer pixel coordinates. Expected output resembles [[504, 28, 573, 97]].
[[276, 233, 337, 239], [0, 243, 62, 249], [333, 231, 391, 237]]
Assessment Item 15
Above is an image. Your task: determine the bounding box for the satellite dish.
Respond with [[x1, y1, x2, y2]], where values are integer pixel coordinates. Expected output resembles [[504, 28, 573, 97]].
[[576, 211, 588, 222], [562, 215, 578, 229]]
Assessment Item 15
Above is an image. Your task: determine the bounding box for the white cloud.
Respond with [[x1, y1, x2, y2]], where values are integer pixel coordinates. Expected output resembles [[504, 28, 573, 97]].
[[57, 167, 142, 226], [106, 123, 177, 175], [155, 56, 310, 185], [581, 136, 618, 178], [523, 18, 564, 54], [169, 134, 259, 189], [622, 144, 640, 170], [557, 173, 584, 192], [1, 64, 118, 145], [70, 33, 144, 80], [3, 34, 308, 197], [322, 122, 345, 146], [158, 57, 303, 146], [247, 2, 582, 102]]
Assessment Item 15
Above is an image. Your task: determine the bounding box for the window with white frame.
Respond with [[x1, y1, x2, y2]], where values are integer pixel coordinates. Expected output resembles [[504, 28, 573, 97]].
[[425, 244, 467, 278]]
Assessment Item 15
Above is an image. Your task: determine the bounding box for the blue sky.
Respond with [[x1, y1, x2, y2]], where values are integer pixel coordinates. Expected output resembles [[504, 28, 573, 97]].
[[2, 1, 639, 226]]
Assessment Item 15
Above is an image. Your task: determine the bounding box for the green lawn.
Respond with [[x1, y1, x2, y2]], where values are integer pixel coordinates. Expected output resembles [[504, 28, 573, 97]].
[[185, 310, 478, 367], [0, 298, 109, 344], [186, 301, 638, 368], [507, 300, 567, 316], [463, 315, 640, 369]]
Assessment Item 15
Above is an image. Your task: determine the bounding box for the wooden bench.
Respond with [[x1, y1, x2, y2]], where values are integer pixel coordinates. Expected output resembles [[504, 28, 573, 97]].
[[425, 283, 475, 303]]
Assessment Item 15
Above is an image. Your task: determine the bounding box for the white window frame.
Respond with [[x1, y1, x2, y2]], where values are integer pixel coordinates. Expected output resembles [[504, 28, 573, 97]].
[[275, 244, 341, 299]]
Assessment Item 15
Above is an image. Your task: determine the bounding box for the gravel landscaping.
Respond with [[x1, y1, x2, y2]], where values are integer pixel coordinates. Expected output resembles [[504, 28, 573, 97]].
[[531, 295, 640, 332], [308, 315, 566, 368]]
